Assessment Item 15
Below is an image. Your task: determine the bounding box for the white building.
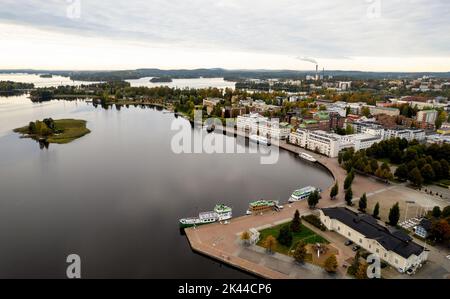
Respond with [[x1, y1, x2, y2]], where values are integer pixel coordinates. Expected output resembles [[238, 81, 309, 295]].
[[341, 134, 383, 151], [237, 113, 291, 140], [384, 129, 426, 142], [319, 208, 428, 273], [289, 129, 353, 158]]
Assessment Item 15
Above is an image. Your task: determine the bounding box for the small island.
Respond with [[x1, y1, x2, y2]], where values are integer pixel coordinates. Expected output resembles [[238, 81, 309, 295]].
[[150, 77, 173, 83], [14, 118, 90, 144], [39, 74, 53, 78]]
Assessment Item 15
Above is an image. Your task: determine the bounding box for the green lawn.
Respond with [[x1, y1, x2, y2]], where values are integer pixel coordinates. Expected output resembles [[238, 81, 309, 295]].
[[257, 222, 328, 256]]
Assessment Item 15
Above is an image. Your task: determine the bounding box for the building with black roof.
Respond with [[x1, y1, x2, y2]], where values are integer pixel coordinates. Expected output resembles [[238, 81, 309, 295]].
[[319, 207, 428, 273]]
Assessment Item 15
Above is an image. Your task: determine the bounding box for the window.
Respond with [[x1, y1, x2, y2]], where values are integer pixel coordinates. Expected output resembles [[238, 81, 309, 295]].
[[376, 249, 379, 253], [348, 232, 351, 237], [338, 226, 340, 231], [359, 238, 362, 244], [369, 245, 371, 249], [395, 259, 398, 264]]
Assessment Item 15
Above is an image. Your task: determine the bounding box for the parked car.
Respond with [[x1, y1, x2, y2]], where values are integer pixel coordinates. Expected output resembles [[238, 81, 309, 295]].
[[344, 240, 353, 246], [352, 245, 360, 252]]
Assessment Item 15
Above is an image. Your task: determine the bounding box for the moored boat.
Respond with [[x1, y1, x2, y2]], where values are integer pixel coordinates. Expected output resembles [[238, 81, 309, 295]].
[[249, 134, 271, 146], [299, 152, 317, 163], [179, 204, 232, 228], [246, 200, 279, 215], [289, 186, 321, 203]]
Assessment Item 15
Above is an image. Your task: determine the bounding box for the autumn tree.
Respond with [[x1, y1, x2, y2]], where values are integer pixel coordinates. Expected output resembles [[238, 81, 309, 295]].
[[324, 254, 338, 273], [293, 242, 307, 264], [263, 236, 277, 254]]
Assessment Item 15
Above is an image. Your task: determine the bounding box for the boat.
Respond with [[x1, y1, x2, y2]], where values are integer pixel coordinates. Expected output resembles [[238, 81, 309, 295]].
[[179, 204, 232, 228], [249, 134, 271, 146], [246, 200, 279, 215], [289, 186, 321, 203], [299, 152, 317, 163]]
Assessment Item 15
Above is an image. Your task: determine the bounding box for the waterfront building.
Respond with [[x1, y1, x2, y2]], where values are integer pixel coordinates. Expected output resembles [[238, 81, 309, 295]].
[[289, 129, 352, 158], [340, 133, 383, 151], [384, 128, 426, 142], [319, 207, 428, 273], [237, 113, 292, 140]]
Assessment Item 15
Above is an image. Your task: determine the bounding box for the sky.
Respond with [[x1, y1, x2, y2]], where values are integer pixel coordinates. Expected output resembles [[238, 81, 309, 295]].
[[0, 0, 449, 72]]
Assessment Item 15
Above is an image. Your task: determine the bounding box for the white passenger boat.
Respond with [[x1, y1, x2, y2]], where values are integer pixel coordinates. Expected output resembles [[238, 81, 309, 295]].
[[289, 186, 321, 202], [299, 152, 317, 163], [249, 134, 271, 146]]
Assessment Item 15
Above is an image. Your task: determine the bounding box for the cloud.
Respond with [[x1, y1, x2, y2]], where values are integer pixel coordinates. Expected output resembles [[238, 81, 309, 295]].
[[0, 0, 449, 69]]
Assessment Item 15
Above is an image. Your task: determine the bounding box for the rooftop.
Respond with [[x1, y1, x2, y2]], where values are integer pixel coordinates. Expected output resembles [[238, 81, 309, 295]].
[[322, 207, 425, 259]]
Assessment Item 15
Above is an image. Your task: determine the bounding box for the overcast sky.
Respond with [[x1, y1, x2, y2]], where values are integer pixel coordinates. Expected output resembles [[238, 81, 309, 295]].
[[1, 0, 449, 71]]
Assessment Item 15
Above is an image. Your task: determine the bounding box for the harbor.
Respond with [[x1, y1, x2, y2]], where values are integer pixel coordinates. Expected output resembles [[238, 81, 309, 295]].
[[184, 131, 351, 278]]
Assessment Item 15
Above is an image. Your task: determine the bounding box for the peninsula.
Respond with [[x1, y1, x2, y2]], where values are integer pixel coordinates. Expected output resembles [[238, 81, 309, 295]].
[[14, 118, 91, 144]]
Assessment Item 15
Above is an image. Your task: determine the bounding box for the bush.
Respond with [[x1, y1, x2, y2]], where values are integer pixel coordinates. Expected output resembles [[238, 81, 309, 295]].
[[302, 215, 327, 231]]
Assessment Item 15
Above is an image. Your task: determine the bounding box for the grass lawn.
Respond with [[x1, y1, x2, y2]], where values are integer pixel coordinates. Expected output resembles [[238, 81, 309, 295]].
[[257, 221, 328, 256], [14, 119, 90, 144]]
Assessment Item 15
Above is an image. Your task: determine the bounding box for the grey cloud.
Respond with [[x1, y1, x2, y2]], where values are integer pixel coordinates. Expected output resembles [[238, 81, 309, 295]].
[[0, 0, 449, 58]]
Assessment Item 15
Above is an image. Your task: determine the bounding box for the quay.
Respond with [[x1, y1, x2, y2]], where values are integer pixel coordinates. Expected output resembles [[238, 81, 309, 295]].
[[185, 126, 351, 279]]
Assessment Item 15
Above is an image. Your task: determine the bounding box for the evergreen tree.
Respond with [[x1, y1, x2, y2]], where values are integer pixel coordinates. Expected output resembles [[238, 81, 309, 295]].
[[277, 225, 293, 247], [359, 193, 367, 212], [291, 210, 302, 233], [307, 190, 320, 209], [373, 202, 380, 219], [330, 183, 339, 199], [388, 202, 400, 226], [345, 187, 353, 206]]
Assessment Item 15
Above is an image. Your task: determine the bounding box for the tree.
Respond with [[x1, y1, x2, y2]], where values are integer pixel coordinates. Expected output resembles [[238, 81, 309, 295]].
[[330, 183, 339, 199], [324, 254, 338, 273], [388, 202, 400, 226], [440, 159, 449, 179], [430, 220, 450, 243], [344, 171, 355, 190], [394, 164, 409, 181], [431, 161, 443, 180], [373, 202, 380, 219], [308, 190, 321, 209], [359, 193, 367, 213], [421, 164, 435, 183], [240, 231, 251, 246], [291, 210, 302, 233], [277, 225, 293, 247], [345, 187, 353, 206], [409, 167, 424, 187], [355, 263, 369, 279], [347, 251, 360, 276], [432, 206, 442, 218], [442, 206, 450, 218], [263, 236, 277, 253], [293, 242, 307, 264]]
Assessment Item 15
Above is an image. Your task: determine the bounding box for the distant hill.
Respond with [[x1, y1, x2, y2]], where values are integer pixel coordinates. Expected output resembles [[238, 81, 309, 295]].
[[1, 68, 449, 81]]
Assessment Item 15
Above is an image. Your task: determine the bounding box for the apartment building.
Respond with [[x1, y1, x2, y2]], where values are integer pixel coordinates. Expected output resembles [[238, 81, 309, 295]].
[[319, 208, 428, 273], [289, 129, 353, 158], [237, 113, 292, 140], [416, 110, 438, 125], [384, 128, 426, 142]]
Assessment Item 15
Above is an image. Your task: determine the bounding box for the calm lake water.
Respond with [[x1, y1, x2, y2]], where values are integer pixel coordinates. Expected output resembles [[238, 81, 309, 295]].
[[126, 77, 236, 89], [0, 95, 333, 278], [0, 73, 101, 88]]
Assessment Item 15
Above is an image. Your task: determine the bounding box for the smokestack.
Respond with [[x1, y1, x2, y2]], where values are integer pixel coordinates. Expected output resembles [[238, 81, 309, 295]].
[[315, 64, 319, 80]]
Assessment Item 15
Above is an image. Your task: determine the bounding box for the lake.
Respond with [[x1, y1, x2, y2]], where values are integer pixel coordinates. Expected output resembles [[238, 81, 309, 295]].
[[126, 77, 236, 89], [0, 95, 333, 278]]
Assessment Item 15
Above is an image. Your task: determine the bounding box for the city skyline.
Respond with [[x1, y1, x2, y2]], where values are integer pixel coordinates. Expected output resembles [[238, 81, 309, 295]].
[[1, 0, 450, 71]]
